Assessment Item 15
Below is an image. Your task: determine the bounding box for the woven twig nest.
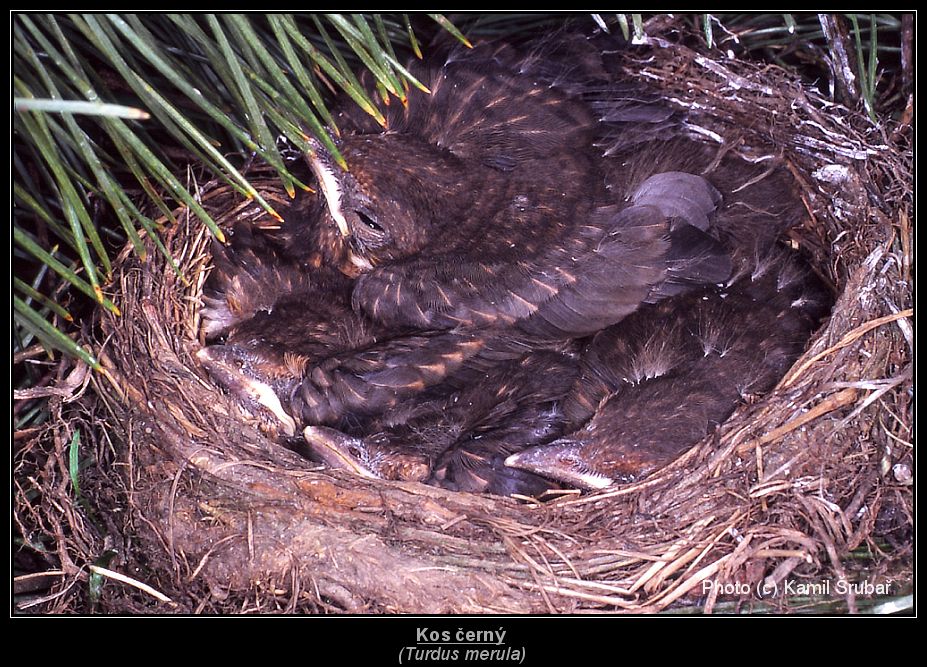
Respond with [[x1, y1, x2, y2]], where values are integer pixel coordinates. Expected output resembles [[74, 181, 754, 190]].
[[18, 34, 912, 614]]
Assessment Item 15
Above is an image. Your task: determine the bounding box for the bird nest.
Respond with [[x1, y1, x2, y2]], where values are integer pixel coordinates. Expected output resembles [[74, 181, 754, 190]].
[[17, 36, 912, 614]]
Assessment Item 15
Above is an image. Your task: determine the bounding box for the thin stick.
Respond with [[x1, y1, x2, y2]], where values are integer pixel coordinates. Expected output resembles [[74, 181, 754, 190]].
[[782, 309, 912, 387], [89, 565, 174, 604], [736, 387, 858, 456]]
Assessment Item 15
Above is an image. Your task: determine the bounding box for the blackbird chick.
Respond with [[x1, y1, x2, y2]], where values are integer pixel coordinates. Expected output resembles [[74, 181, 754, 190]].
[[505, 250, 832, 490], [199, 224, 555, 437], [198, 221, 391, 437], [303, 41, 735, 335], [303, 348, 577, 496], [261, 32, 778, 427], [298, 33, 804, 333], [196, 294, 386, 438], [196, 29, 822, 495]]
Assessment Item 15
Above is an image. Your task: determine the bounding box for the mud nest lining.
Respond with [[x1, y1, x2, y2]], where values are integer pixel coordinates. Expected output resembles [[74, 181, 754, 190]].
[[15, 36, 913, 614]]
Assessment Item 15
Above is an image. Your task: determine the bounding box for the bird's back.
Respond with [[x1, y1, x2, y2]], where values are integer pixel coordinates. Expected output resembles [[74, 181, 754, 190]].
[[506, 249, 832, 490]]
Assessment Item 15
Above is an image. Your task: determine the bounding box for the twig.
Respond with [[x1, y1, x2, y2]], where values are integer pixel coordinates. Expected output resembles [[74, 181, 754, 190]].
[[782, 309, 913, 387], [516, 580, 638, 609], [736, 388, 858, 456], [88, 565, 175, 605]]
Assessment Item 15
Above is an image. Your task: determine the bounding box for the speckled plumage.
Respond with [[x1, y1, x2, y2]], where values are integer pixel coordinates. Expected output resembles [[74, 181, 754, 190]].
[[506, 250, 832, 489], [197, 30, 829, 496]]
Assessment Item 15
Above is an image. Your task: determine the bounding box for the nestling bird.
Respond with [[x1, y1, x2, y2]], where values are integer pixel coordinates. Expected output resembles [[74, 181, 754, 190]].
[[232, 33, 775, 430], [304, 346, 578, 496], [198, 220, 392, 437], [197, 28, 829, 495], [505, 250, 832, 489]]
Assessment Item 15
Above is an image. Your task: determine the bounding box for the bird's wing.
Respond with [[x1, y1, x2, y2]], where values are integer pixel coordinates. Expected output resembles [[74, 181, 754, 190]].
[[339, 39, 598, 173], [507, 249, 832, 489], [349, 201, 669, 334], [352, 169, 731, 338], [285, 330, 499, 427]]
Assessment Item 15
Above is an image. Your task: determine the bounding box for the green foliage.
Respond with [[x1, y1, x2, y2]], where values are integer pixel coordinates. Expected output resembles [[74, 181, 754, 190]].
[[13, 13, 465, 369]]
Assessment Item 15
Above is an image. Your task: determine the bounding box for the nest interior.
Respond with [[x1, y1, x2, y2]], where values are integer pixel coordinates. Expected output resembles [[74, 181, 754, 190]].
[[14, 32, 913, 614]]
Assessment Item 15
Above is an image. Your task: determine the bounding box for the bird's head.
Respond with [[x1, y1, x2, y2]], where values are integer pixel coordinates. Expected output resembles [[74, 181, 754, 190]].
[[196, 344, 299, 438], [307, 133, 469, 277]]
